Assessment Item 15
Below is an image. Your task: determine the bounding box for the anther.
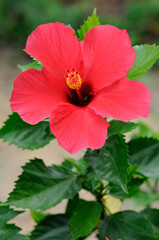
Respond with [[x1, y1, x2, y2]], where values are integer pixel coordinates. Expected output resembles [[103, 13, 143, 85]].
[[65, 69, 82, 90]]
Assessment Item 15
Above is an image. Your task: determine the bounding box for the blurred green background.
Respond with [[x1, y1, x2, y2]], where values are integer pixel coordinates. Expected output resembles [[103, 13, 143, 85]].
[[0, 0, 159, 47]]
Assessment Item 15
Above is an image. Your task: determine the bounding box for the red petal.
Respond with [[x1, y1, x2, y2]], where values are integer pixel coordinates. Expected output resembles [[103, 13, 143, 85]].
[[82, 25, 135, 91], [49, 103, 109, 153], [25, 23, 82, 77], [10, 69, 67, 124], [89, 77, 151, 122]]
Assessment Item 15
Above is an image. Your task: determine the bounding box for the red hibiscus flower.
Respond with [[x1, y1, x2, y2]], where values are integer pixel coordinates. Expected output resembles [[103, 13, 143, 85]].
[[10, 23, 151, 153]]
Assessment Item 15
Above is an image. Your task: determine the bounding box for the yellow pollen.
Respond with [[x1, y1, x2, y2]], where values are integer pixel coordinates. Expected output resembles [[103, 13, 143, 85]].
[[66, 71, 82, 89]]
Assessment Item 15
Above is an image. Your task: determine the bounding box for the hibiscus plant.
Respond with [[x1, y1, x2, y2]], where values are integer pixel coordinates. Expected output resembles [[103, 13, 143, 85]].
[[1, 9, 159, 240]]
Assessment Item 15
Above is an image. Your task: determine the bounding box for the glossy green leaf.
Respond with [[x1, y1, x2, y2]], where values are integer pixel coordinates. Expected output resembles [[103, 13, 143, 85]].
[[128, 138, 159, 178], [127, 44, 159, 80], [107, 120, 140, 137], [78, 8, 100, 41], [0, 113, 55, 150], [132, 190, 159, 206], [7, 159, 82, 210], [0, 205, 25, 240], [69, 199, 102, 240], [99, 210, 157, 240], [18, 60, 42, 71], [84, 135, 129, 193], [30, 214, 73, 240]]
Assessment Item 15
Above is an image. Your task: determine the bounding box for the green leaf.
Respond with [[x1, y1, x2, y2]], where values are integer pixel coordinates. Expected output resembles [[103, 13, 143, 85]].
[[30, 214, 73, 240], [127, 44, 159, 80], [142, 208, 159, 233], [0, 205, 25, 240], [107, 120, 140, 137], [18, 60, 42, 71], [69, 199, 102, 240], [75, 158, 90, 175], [7, 159, 82, 210], [84, 135, 129, 193], [128, 137, 159, 178], [82, 171, 97, 193], [30, 210, 49, 224], [110, 178, 144, 200], [78, 8, 100, 41], [132, 190, 159, 206], [109, 164, 145, 199], [127, 163, 140, 181], [0, 113, 55, 150], [0, 205, 23, 223], [62, 157, 90, 175], [98, 210, 157, 240], [66, 194, 79, 218]]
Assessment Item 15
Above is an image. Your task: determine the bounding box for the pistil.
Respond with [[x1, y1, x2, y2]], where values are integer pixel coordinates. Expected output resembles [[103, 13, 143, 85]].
[[76, 88, 83, 103], [65, 68, 83, 103]]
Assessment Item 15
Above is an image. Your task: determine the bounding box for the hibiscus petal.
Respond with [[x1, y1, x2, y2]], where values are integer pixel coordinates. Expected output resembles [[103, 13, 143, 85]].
[[49, 103, 109, 153], [89, 77, 151, 122], [10, 69, 67, 124], [82, 25, 135, 91], [25, 22, 82, 77]]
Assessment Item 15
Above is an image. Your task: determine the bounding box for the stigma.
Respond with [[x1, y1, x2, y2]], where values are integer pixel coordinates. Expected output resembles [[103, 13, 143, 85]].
[[65, 68, 82, 90]]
